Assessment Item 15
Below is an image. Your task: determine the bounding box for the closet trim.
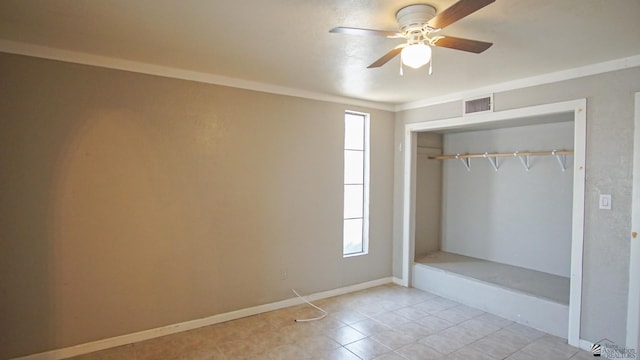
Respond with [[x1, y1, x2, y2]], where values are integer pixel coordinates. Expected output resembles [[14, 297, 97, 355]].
[[400, 99, 586, 347]]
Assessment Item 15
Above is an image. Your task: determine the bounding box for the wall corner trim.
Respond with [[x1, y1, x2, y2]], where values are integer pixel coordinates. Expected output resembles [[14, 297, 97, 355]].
[[11, 277, 395, 360]]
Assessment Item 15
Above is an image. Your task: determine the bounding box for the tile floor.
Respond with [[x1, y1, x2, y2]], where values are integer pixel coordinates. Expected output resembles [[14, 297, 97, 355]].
[[68, 284, 593, 360]]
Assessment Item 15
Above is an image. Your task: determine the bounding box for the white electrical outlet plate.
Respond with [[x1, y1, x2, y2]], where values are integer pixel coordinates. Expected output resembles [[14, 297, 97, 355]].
[[599, 194, 612, 210]]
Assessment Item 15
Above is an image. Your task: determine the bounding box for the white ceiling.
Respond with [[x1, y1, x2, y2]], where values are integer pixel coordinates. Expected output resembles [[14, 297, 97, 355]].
[[0, 0, 639, 107]]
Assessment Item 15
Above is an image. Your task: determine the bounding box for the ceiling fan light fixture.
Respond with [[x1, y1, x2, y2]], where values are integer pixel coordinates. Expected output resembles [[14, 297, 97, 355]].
[[401, 43, 431, 69], [330, 0, 495, 70]]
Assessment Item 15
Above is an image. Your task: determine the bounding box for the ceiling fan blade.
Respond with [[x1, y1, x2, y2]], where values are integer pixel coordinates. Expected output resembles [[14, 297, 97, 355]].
[[428, 0, 495, 29], [367, 44, 406, 68], [433, 36, 492, 53], [330, 27, 402, 38]]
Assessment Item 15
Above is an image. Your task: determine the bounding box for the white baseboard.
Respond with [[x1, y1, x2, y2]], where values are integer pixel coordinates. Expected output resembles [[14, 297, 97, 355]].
[[392, 277, 404, 286], [580, 339, 594, 352], [12, 277, 395, 360]]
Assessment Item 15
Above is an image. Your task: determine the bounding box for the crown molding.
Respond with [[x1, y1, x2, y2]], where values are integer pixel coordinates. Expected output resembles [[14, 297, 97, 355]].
[[396, 54, 640, 112], [2, 39, 638, 114], [0, 39, 395, 112]]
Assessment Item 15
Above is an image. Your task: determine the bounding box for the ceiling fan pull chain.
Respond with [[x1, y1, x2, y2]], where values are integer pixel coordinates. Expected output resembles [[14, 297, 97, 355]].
[[400, 60, 404, 76], [429, 57, 433, 75]]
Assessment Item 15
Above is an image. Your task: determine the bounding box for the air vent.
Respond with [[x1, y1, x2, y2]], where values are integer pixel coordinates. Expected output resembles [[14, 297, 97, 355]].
[[463, 95, 493, 115]]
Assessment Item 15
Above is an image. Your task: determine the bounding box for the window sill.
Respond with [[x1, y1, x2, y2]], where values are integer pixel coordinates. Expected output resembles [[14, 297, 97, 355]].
[[343, 251, 369, 258]]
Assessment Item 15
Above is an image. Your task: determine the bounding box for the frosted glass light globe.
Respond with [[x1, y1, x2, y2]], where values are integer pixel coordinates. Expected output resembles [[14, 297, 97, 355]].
[[401, 44, 431, 69]]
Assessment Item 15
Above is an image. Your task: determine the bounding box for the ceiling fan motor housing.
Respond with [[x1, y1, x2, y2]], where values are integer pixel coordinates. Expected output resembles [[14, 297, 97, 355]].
[[396, 4, 437, 33]]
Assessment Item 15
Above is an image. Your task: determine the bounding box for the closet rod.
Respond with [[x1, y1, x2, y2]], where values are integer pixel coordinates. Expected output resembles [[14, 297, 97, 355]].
[[428, 150, 573, 160]]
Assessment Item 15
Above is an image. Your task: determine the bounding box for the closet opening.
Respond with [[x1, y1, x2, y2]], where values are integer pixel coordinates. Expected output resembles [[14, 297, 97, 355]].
[[401, 99, 586, 347]]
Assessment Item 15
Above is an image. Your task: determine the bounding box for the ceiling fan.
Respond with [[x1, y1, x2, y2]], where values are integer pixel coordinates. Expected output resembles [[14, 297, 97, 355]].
[[330, 0, 495, 74]]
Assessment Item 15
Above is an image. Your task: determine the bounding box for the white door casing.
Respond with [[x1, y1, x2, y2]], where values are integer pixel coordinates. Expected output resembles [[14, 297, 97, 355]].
[[626, 92, 640, 350], [401, 99, 586, 347]]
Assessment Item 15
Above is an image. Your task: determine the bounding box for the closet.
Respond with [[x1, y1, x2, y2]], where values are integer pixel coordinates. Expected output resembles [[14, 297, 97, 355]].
[[413, 118, 575, 337]]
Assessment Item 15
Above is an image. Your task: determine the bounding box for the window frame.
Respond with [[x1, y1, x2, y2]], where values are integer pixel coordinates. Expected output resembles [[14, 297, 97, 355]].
[[343, 111, 370, 257]]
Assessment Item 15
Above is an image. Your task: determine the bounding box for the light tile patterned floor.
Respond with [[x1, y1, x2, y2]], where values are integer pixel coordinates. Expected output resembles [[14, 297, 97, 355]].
[[68, 284, 592, 359]]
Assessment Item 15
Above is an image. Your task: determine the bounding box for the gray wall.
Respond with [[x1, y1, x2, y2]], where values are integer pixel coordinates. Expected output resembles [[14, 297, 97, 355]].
[[414, 133, 443, 259], [393, 66, 640, 345], [441, 122, 574, 278], [0, 53, 395, 359]]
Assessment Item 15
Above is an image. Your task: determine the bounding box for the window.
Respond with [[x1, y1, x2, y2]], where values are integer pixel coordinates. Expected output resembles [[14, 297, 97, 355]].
[[343, 111, 370, 256]]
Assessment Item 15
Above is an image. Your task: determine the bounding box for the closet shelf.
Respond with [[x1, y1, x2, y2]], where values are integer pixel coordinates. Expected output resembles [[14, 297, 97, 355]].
[[429, 149, 573, 172], [428, 149, 573, 160]]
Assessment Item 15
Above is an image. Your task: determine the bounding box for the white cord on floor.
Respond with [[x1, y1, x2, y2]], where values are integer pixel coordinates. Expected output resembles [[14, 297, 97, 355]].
[[291, 288, 328, 322]]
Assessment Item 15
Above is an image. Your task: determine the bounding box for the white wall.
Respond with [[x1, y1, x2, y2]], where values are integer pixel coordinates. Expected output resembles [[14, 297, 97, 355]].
[[441, 122, 574, 277]]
